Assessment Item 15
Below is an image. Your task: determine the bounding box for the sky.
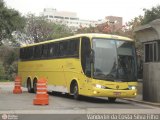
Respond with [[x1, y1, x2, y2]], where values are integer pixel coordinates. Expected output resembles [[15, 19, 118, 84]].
[[4, 0, 160, 24]]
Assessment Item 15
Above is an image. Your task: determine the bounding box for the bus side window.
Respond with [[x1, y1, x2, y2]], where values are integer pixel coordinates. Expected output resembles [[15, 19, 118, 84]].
[[54, 42, 60, 57], [74, 39, 80, 56], [27, 47, 34, 60], [24, 48, 28, 60], [42, 44, 48, 58], [68, 38, 79, 57], [64, 41, 69, 56], [38, 45, 43, 59], [34, 46, 38, 59], [34, 45, 42, 59], [48, 43, 54, 58], [59, 41, 68, 57], [81, 37, 91, 77], [20, 48, 24, 60], [30, 47, 34, 59]]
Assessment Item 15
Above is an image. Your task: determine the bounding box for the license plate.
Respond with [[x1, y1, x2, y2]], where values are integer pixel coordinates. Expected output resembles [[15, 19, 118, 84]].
[[114, 92, 121, 96]]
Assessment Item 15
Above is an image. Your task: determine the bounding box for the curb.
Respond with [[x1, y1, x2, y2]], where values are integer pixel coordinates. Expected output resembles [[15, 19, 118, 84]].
[[122, 98, 160, 107]]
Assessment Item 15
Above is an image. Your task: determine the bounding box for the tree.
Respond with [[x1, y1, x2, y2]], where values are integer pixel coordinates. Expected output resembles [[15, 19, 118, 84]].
[[51, 23, 73, 39], [141, 5, 160, 25], [0, 61, 5, 80], [76, 25, 96, 33], [76, 21, 126, 35], [96, 22, 112, 33], [123, 15, 143, 38], [0, 45, 18, 80], [121, 16, 143, 59], [25, 14, 73, 43], [0, 0, 25, 45], [76, 22, 112, 34]]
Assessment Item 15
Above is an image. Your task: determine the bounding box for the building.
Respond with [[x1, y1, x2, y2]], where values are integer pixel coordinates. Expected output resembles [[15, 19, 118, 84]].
[[134, 19, 160, 102], [105, 16, 123, 29], [40, 8, 97, 29], [96, 16, 123, 33], [40, 9, 123, 32]]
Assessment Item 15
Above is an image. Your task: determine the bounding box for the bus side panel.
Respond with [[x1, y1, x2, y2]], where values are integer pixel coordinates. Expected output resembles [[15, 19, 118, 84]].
[[18, 59, 66, 89], [63, 58, 87, 94], [18, 58, 88, 94]]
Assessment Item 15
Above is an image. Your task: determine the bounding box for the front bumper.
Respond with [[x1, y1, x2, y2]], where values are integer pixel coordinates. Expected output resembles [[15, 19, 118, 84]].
[[89, 88, 137, 98]]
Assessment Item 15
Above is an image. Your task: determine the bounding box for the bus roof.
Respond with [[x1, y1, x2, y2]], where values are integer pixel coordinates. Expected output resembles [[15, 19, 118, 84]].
[[21, 33, 133, 48]]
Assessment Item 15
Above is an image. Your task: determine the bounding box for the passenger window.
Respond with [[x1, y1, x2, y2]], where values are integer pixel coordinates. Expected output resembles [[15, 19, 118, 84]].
[[20, 48, 24, 60], [60, 41, 68, 56], [34, 45, 42, 59], [54, 43, 60, 57], [42, 44, 48, 58], [48, 43, 53, 58], [27, 47, 34, 60], [68, 39, 79, 57], [20, 39, 80, 60]]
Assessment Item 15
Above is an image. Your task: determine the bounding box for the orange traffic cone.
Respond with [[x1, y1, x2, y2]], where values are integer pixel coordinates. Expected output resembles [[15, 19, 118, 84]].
[[13, 76, 22, 94], [33, 78, 49, 105]]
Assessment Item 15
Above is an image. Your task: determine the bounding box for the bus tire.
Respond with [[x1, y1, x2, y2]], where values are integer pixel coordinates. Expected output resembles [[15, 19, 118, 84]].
[[27, 79, 32, 93], [72, 82, 80, 100], [33, 79, 37, 93], [108, 97, 116, 103]]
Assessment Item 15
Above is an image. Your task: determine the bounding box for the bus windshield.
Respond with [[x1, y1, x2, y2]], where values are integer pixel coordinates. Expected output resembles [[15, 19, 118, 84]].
[[93, 38, 137, 82]]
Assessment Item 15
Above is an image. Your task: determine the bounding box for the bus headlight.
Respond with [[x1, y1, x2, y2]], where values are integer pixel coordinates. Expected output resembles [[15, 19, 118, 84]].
[[95, 84, 106, 89], [128, 86, 136, 90]]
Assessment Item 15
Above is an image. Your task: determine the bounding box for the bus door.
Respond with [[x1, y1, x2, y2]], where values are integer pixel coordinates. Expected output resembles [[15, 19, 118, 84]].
[[81, 37, 92, 92]]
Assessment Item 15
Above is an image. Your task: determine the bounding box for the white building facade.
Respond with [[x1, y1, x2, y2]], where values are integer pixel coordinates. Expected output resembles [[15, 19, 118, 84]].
[[40, 8, 97, 29]]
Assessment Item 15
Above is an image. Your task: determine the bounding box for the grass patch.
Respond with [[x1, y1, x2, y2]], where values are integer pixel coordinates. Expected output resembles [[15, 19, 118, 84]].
[[0, 80, 12, 82]]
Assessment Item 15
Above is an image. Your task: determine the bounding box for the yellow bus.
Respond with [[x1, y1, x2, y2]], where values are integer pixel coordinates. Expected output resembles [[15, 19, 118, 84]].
[[18, 33, 137, 102]]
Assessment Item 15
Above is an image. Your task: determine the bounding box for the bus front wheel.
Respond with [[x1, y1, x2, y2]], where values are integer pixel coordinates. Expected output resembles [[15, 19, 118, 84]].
[[108, 97, 116, 103], [73, 82, 80, 100]]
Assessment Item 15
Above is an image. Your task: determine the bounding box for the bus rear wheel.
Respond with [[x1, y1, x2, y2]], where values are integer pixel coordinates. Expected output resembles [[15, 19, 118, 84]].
[[108, 97, 116, 103], [27, 79, 32, 93], [33, 79, 37, 93], [73, 82, 80, 100]]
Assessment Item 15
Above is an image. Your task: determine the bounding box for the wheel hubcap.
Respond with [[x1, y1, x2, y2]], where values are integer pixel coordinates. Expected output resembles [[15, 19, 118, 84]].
[[74, 86, 78, 94]]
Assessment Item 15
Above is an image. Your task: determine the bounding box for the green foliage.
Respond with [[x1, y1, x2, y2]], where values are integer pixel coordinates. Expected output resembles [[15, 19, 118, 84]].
[[0, 61, 5, 79], [141, 5, 160, 25], [0, 0, 25, 45], [0, 80, 11, 82], [25, 14, 73, 43], [124, 15, 143, 38], [51, 24, 73, 39], [76, 23, 112, 34], [3, 48, 18, 65], [0, 45, 18, 80], [5, 61, 17, 80], [123, 5, 160, 56]]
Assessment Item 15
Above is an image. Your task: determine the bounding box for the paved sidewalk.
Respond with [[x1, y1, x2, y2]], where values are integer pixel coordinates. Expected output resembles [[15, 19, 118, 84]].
[[123, 94, 160, 107], [122, 81, 160, 107]]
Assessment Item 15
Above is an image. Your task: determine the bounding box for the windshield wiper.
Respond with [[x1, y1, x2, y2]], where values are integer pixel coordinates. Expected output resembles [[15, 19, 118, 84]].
[[106, 74, 114, 78], [94, 73, 114, 81]]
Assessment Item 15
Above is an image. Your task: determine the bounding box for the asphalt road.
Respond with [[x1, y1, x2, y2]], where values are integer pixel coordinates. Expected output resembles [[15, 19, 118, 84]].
[[0, 82, 160, 115]]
